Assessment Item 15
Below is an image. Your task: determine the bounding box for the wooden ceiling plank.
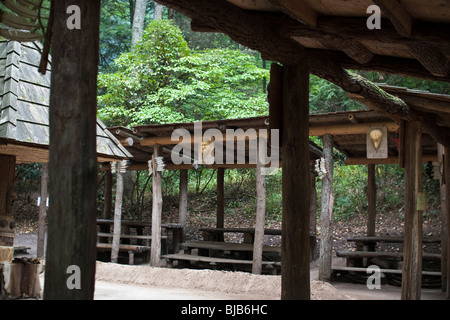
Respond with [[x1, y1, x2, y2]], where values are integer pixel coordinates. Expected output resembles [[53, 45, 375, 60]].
[[372, 0, 412, 37], [271, 0, 318, 28], [407, 43, 450, 77]]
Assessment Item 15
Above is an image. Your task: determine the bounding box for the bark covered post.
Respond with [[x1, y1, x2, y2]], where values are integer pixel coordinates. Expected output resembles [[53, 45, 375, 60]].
[[150, 145, 163, 266], [0, 155, 16, 248], [319, 134, 334, 281], [178, 169, 188, 246], [444, 146, 450, 299], [401, 121, 423, 300], [111, 163, 124, 263], [367, 164, 377, 238], [252, 154, 266, 274], [37, 163, 49, 259], [216, 167, 225, 242], [44, 0, 101, 300], [279, 60, 311, 300]]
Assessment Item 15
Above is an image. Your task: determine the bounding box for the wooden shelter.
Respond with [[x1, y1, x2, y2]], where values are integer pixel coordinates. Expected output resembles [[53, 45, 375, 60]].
[[1, 0, 448, 300], [109, 116, 322, 271], [0, 40, 131, 252], [152, 0, 450, 300]]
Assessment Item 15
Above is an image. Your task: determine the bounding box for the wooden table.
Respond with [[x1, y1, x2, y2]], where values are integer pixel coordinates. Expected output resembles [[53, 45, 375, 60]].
[[96, 219, 183, 253]]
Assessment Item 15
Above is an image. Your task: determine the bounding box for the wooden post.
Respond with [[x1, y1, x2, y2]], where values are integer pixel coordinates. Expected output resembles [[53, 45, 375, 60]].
[[310, 173, 318, 261], [401, 121, 423, 300], [279, 60, 311, 300], [0, 155, 16, 247], [438, 144, 447, 292], [444, 146, 450, 299], [150, 145, 163, 266], [367, 164, 377, 238], [319, 134, 334, 281], [37, 163, 48, 259], [111, 165, 124, 263], [44, 0, 101, 300], [216, 168, 225, 242], [104, 166, 113, 220], [252, 155, 266, 274], [178, 169, 188, 248]]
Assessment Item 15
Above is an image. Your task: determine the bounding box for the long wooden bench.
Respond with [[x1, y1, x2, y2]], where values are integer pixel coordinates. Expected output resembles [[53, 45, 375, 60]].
[[181, 241, 281, 253], [336, 250, 441, 261], [332, 265, 441, 277], [96, 243, 151, 265], [162, 252, 281, 273]]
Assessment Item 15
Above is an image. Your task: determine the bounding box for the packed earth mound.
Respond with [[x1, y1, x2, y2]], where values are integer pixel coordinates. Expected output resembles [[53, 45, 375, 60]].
[[95, 261, 351, 300]]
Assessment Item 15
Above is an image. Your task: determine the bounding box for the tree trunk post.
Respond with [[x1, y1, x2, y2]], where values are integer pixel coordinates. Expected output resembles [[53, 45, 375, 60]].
[[444, 146, 450, 299], [0, 155, 16, 248], [310, 173, 318, 261], [37, 163, 49, 259], [178, 169, 188, 246], [131, 0, 148, 47], [252, 154, 266, 274], [279, 60, 311, 300], [438, 144, 447, 293], [150, 145, 163, 266], [111, 164, 124, 263], [319, 134, 334, 281], [367, 164, 377, 238], [44, 0, 101, 300], [216, 167, 225, 242], [401, 121, 423, 300]]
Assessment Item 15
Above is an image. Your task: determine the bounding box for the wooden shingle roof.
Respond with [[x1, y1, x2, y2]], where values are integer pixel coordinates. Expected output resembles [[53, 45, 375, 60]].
[[0, 40, 131, 163]]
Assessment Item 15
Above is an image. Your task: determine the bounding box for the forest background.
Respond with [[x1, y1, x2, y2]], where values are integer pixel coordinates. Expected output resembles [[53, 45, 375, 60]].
[[14, 0, 450, 235]]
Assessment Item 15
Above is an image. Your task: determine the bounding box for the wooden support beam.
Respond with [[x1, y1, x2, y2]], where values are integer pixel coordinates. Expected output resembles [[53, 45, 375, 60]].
[[310, 121, 398, 137], [319, 135, 334, 281], [344, 154, 437, 165], [317, 38, 374, 65], [445, 146, 450, 299], [0, 155, 16, 247], [438, 144, 447, 293], [150, 145, 163, 266], [407, 43, 450, 77], [37, 163, 48, 259], [401, 121, 423, 300], [216, 168, 225, 242], [367, 164, 376, 237], [271, 0, 317, 28], [111, 165, 124, 264], [252, 155, 266, 274], [44, 0, 100, 300], [280, 60, 310, 300], [178, 169, 188, 246], [372, 0, 412, 37]]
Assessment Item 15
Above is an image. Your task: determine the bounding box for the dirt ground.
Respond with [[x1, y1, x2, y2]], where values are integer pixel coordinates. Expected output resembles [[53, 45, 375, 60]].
[[14, 233, 447, 301]]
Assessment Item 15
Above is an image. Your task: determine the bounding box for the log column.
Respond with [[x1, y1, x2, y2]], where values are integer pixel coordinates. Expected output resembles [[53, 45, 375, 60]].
[[367, 164, 377, 251], [178, 169, 188, 249], [401, 121, 423, 300], [278, 60, 311, 300], [319, 135, 334, 281], [44, 0, 101, 300], [216, 168, 225, 242], [252, 154, 266, 274], [444, 146, 450, 299], [150, 145, 163, 266], [0, 155, 16, 248]]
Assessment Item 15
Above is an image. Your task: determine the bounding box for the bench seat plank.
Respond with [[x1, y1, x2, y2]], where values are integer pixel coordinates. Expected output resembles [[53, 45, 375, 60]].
[[162, 253, 281, 266], [336, 250, 441, 260], [181, 241, 281, 253], [332, 265, 441, 276], [96, 243, 150, 253]]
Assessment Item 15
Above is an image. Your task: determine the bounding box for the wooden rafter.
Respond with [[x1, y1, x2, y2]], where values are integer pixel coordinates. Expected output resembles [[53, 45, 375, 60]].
[[372, 0, 412, 38], [270, 0, 317, 28]]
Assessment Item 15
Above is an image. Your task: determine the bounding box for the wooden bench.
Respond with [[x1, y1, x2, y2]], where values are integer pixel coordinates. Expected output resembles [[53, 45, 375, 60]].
[[336, 250, 441, 261], [332, 265, 441, 277], [97, 232, 159, 246], [162, 252, 281, 274], [96, 243, 151, 265], [181, 241, 281, 253]]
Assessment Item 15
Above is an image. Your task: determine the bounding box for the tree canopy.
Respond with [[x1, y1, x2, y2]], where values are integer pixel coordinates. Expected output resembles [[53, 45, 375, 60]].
[[97, 20, 268, 127]]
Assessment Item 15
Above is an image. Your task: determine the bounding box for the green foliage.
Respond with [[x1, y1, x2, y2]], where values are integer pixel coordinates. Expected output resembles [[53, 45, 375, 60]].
[[98, 20, 268, 127], [309, 75, 365, 113]]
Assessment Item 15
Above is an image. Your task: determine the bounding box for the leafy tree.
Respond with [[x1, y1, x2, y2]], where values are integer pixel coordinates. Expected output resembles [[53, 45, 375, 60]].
[[98, 20, 268, 126]]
